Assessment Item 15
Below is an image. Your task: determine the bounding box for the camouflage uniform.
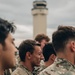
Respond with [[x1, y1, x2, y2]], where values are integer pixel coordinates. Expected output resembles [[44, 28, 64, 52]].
[[11, 65, 37, 75], [4, 69, 11, 75], [35, 64, 47, 74], [39, 58, 75, 75]]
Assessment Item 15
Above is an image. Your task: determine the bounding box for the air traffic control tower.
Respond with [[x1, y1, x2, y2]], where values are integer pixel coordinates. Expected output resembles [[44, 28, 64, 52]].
[[32, 0, 48, 38]]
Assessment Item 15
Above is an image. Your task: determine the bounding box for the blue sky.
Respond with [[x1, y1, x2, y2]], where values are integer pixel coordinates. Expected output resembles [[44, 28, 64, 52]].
[[0, 0, 75, 46]]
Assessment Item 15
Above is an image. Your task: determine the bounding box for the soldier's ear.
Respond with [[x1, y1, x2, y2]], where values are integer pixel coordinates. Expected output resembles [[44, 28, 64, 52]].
[[50, 54, 56, 61], [70, 41, 75, 52], [26, 52, 32, 60]]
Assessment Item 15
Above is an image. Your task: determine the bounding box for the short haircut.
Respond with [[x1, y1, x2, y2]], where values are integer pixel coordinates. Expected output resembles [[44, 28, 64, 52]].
[[19, 39, 41, 62], [52, 25, 75, 53], [0, 18, 16, 45], [43, 43, 56, 62], [35, 34, 50, 43]]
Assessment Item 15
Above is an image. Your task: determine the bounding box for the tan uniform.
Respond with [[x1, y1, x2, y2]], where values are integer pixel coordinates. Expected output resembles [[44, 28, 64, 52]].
[[39, 58, 75, 75], [11, 65, 36, 75]]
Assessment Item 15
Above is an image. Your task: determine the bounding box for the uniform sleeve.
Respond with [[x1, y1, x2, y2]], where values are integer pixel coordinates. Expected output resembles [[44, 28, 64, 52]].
[[38, 71, 46, 75], [11, 69, 20, 75], [38, 70, 52, 75], [11, 72, 20, 75]]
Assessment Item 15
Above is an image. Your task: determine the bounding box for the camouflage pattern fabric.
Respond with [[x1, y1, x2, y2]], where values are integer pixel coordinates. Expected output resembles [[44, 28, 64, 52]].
[[35, 64, 47, 74], [11, 65, 37, 75], [39, 58, 75, 75], [4, 69, 11, 75]]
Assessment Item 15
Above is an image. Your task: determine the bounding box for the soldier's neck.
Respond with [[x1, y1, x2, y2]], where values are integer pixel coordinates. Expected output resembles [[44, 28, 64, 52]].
[[44, 60, 53, 67], [21, 62, 33, 72], [57, 52, 74, 65]]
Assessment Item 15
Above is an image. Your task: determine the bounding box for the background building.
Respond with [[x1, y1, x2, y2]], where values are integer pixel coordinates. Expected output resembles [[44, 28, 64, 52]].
[[32, 0, 48, 38]]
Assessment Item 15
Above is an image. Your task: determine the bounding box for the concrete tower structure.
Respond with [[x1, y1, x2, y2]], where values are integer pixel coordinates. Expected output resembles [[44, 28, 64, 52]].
[[32, 0, 48, 38]]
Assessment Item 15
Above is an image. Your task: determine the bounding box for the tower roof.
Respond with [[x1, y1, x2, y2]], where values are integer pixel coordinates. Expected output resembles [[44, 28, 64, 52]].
[[35, 0, 46, 1], [32, 0, 47, 9], [35, 0, 46, 2]]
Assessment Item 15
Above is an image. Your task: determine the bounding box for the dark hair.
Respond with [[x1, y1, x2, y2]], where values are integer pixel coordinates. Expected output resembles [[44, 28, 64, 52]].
[[35, 34, 50, 43], [52, 25, 75, 53], [0, 18, 16, 45], [43, 43, 56, 62], [19, 39, 41, 62]]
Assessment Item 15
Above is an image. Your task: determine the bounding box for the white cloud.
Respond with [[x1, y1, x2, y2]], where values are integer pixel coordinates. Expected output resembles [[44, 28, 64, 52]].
[[13, 24, 33, 46], [16, 24, 33, 33], [14, 24, 33, 39], [47, 0, 75, 27]]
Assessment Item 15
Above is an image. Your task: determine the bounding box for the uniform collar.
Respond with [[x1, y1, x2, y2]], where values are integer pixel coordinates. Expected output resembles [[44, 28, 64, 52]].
[[54, 57, 75, 70]]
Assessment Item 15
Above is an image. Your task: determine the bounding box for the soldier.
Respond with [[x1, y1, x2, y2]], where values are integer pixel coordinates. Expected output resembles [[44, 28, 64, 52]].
[[43, 42, 56, 67], [35, 34, 50, 64], [11, 39, 43, 75], [0, 18, 17, 75], [36, 42, 56, 74], [35, 34, 50, 49], [39, 26, 75, 75]]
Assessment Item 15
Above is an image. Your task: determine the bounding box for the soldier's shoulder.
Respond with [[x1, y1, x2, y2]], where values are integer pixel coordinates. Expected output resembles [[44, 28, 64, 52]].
[[11, 67, 27, 75], [39, 64, 55, 75], [11, 67, 22, 75]]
